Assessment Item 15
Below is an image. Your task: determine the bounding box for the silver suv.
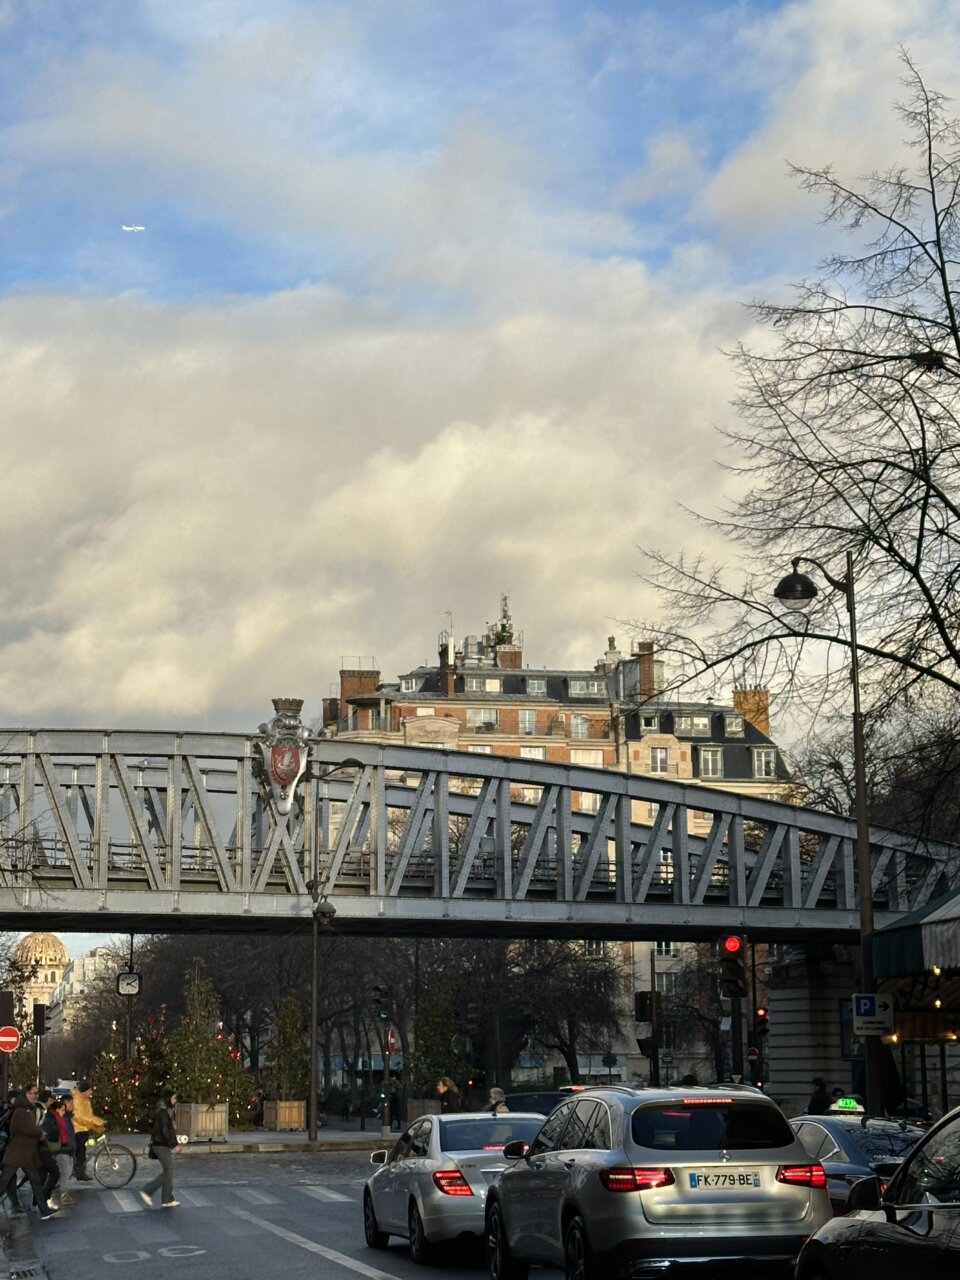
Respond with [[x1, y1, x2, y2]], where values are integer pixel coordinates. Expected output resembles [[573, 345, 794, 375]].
[[485, 1084, 831, 1279]]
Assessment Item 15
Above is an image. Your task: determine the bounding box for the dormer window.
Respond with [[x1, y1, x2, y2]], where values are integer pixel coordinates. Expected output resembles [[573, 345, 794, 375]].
[[568, 678, 606, 696], [465, 675, 502, 693], [724, 713, 744, 736], [640, 713, 659, 732], [527, 678, 547, 695], [401, 677, 418, 693]]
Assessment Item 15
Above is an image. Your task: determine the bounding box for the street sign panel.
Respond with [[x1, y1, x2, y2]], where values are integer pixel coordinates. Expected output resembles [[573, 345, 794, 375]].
[[386, 1026, 400, 1054], [0, 1026, 21, 1054], [746, 1046, 760, 1063], [852, 993, 895, 1035]]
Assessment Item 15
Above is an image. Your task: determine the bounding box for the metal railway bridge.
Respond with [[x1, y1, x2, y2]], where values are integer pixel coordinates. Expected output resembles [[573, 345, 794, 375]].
[[0, 730, 957, 942]]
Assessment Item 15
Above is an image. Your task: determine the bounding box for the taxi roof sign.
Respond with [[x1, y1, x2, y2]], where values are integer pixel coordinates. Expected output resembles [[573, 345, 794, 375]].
[[828, 1096, 865, 1113]]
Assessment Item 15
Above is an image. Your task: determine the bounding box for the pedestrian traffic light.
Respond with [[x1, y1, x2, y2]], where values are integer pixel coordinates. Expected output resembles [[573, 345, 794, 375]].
[[755, 1007, 769, 1036], [634, 991, 650, 1022], [718, 934, 748, 998], [32, 1004, 46, 1037]]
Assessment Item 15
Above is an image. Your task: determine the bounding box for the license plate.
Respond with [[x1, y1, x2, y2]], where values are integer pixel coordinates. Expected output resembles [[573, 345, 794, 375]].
[[688, 1170, 760, 1189]]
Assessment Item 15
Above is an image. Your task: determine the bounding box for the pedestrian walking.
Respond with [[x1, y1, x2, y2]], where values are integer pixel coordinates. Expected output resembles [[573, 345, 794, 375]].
[[42, 1098, 76, 1207], [71, 1080, 105, 1181], [807, 1078, 831, 1115], [486, 1087, 509, 1114], [436, 1077, 462, 1113], [37, 1097, 64, 1208], [138, 1089, 180, 1209], [0, 1086, 58, 1219]]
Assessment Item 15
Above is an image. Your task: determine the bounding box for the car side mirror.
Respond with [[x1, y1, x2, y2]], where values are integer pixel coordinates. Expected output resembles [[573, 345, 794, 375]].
[[846, 1175, 881, 1211], [502, 1139, 529, 1160], [370, 1149, 387, 1165]]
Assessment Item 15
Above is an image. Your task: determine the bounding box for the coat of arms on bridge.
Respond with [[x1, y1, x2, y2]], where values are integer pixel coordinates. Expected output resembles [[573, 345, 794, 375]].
[[255, 697, 310, 815]]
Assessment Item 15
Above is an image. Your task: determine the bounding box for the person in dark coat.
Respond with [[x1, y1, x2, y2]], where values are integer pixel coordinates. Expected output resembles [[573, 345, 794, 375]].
[[0, 1087, 58, 1218], [436, 1077, 462, 1113], [807, 1078, 831, 1115], [138, 1089, 179, 1209]]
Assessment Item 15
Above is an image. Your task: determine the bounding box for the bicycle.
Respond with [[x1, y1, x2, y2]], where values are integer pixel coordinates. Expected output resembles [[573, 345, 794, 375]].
[[90, 1133, 137, 1189]]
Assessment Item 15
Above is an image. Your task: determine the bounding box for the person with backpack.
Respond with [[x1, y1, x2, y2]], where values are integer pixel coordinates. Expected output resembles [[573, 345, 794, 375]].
[[138, 1089, 180, 1209]]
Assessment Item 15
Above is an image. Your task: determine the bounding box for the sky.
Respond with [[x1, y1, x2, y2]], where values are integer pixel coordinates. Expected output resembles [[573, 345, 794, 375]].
[[3, 0, 960, 739]]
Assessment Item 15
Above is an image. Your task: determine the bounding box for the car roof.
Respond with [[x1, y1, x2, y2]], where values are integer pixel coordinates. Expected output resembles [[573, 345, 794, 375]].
[[410, 1111, 547, 1123], [792, 1113, 924, 1131], [575, 1084, 769, 1104]]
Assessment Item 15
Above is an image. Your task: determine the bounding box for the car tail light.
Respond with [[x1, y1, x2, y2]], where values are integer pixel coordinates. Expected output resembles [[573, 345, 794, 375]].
[[600, 1167, 676, 1191], [432, 1169, 474, 1196], [777, 1164, 827, 1189]]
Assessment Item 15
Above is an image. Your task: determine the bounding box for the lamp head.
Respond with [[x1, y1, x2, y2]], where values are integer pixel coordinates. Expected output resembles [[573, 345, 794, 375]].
[[314, 897, 337, 924], [774, 558, 818, 611]]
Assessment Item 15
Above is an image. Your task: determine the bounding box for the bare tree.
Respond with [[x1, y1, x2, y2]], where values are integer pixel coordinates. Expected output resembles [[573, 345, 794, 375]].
[[635, 54, 960, 725]]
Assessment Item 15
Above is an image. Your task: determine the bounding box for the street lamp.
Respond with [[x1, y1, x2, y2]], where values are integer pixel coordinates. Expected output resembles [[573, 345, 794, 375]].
[[307, 881, 337, 1141], [304, 756, 360, 1141], [774, 548, 883, 1116]]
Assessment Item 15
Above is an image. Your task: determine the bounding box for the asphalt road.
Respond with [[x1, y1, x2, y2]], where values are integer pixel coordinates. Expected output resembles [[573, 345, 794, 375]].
[[5, 1150, 486, 1280], [7, 1150, 801, 1280]]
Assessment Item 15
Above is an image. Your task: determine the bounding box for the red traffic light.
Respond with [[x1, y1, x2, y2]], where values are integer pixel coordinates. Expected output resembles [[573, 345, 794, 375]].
[[756, 1006, 768, 1018], [720, 934, 743, 955]]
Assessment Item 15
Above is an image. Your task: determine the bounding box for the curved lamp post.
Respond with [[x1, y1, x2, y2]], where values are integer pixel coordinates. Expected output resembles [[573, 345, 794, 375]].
[[305, 757, 361, 1141], [774, 548, 882, 1116]]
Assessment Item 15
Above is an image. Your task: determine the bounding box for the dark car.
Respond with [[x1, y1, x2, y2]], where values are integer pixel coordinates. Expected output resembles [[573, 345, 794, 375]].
[[795, 1101, 960, 1280], [791, 1111, 925, 1212]]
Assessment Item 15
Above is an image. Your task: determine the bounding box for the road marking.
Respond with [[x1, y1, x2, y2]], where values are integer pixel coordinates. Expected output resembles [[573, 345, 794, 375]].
[[102, 1190, 142, 1214], [227, 1207, 401, 1279], [233, 1187, 281, 1204], [178, 1189, 213, 1206], [298, 1185, 353, 1202]]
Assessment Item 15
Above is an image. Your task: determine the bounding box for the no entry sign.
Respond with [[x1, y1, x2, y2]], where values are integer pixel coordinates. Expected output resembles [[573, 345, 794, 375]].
[[0, 1026, 21, 1054], [386, 1026, 400, 1054]]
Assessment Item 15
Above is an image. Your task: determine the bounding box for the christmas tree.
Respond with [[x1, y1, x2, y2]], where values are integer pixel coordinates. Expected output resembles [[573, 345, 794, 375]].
[[165, 963, 250, 1123], [262, 991, 309, 1101]]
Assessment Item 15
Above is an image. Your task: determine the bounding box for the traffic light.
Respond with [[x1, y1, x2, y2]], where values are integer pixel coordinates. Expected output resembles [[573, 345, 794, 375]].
[[718, 934, 748, 998], [636, 1037, 654, 1056], [371, 985, 389, 1021], [755, 1007, 769, 1036], [33, 1003, 46, 1037], [634, 991, 663, 1022]]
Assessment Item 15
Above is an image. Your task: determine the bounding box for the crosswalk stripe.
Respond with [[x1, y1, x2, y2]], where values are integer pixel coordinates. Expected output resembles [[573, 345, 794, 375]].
[[233, 1187, 281, 1204], [297, 1185, 353, 1202], [178, 1189, 213, 1207], [102, 1190, 141, 1214]]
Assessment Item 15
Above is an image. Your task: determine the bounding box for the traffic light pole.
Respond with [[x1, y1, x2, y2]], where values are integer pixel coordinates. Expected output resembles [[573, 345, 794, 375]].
[[648, 951, 661, 1087], [730, 997, 744, 1080]]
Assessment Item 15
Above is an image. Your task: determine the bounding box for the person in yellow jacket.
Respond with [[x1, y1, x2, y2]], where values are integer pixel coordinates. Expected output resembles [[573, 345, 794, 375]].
[[71, 1080, 105, 1182]]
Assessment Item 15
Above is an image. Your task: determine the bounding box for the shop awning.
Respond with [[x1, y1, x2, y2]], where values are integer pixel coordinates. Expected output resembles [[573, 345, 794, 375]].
[[874, 884, 960, 979]]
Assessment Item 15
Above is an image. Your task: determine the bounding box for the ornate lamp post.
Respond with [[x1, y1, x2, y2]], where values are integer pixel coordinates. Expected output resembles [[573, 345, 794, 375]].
[[774, 548, 883, 1116], [307, 882, 337, 1141]]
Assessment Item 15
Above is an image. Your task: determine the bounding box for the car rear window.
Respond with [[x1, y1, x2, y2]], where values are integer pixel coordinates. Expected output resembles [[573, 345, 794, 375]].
[[631, 1101, 794, 1151], [841, 1123, 923, 1160], [438, 1117, 543, 1153]]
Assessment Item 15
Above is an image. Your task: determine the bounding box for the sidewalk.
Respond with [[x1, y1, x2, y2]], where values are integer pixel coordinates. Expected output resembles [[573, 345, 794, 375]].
[[117, 1114, 398, 1156]]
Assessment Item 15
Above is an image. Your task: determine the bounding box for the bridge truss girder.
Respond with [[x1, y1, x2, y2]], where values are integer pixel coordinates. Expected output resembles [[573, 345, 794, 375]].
[[0, 733, 955, 940]]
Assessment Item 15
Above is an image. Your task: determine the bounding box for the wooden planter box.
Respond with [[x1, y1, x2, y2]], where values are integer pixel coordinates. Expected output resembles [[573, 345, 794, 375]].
[[177, 1101, 229, 1140], [263, 1100, 306, 1131]]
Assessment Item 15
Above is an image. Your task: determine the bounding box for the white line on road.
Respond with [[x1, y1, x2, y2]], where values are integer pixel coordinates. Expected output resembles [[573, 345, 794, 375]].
[[233, 1187, 281, 1204], [178, 1189, 214, 1206], [298, 1185, 353, 1202], [227, 1207, 402, 1280], [102, 1190, 141, 1214]]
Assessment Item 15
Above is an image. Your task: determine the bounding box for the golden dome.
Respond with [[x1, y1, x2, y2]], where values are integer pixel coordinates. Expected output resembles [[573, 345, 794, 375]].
[[13, 932, 68, 968]]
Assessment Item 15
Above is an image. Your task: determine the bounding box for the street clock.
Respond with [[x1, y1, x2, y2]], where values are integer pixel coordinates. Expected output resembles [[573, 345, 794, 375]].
[[116, 972, 141, 997]]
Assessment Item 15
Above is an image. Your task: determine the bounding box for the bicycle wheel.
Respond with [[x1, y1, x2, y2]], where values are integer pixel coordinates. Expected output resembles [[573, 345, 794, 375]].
[[93, 1142, 137, 1188]]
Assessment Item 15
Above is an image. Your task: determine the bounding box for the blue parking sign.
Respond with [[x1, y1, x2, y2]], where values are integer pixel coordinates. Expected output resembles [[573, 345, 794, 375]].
[[854, 994, 877, 1018]]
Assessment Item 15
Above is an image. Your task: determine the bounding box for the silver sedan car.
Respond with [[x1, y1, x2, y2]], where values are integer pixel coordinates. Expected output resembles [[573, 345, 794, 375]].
[[363, 1111, 545, 1263]]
